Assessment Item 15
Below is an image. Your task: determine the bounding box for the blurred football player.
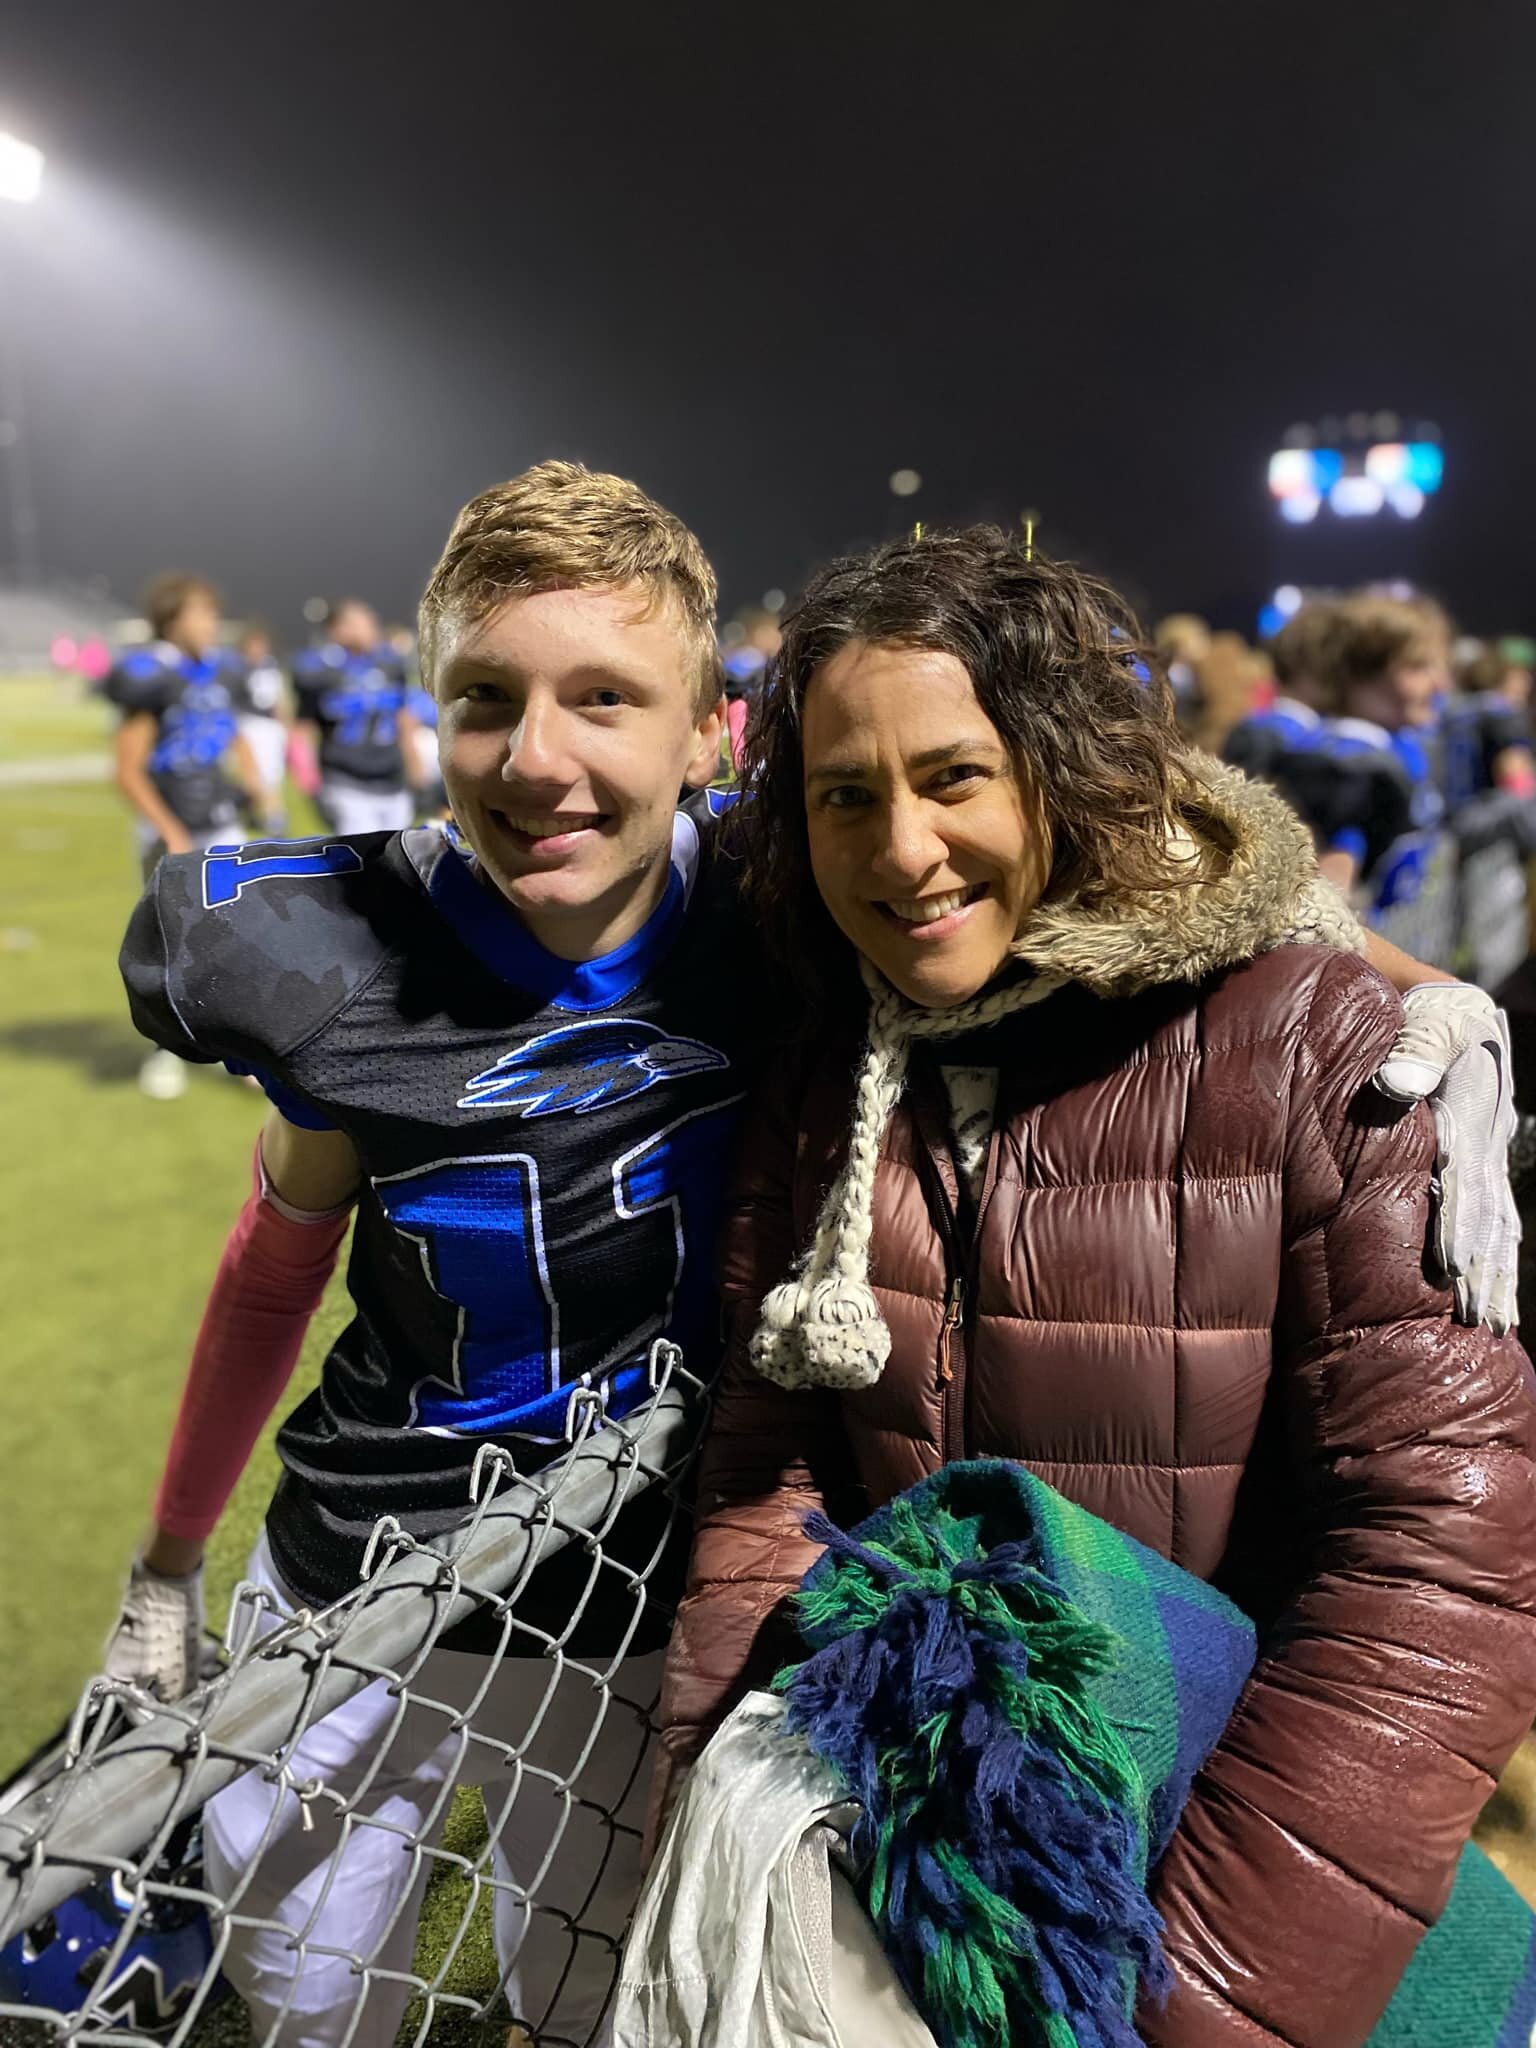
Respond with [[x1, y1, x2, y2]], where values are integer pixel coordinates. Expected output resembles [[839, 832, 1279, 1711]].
[[108, 574, 272, 869], [1232, 596, 1444, 910], [1443, 638, 1536, 810], [719, 604, 780, 772], [291, 597, 426, 835], [106, 574, 279, 1099]]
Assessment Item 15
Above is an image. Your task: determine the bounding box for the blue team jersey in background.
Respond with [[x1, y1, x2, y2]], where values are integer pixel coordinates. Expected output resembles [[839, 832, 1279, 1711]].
[[292, 641, 409, 787], [104, 643, 252, 831]]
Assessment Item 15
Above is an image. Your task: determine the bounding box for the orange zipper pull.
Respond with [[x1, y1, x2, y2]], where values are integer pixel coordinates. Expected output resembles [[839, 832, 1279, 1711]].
[[938, 1276, 964, 1383]]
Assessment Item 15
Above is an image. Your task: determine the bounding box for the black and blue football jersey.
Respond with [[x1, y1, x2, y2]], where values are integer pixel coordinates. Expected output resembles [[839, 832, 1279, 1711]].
[[105, 644, 253, 832], [1220, 696, 1323, 783], [1439, 692, 1532, 813], [1264, 715, 1444, 916], [120, 793, 770, 1639], [292, 642, 408, 788]]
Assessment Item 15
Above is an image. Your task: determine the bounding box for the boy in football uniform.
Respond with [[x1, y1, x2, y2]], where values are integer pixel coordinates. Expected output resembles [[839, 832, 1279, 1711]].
[[107, 573, 280, 1100], [108, 573, 274, 871], [291, 596, 425, 835], [112, 465, 753, 2045], [107, 472, 1517, 2043], [1253, 597, 1447, 914]]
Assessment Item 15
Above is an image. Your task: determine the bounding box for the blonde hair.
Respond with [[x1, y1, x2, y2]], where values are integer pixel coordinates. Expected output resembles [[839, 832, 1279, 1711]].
[[418, 459, 723, 712], [1153, 612, 1211, 666]]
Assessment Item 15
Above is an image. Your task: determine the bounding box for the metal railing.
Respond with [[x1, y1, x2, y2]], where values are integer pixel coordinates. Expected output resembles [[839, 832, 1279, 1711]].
[[0, 1343, 705, 2048], [1365, 829, 1463, 971], [1364, 826, 1532, 989]]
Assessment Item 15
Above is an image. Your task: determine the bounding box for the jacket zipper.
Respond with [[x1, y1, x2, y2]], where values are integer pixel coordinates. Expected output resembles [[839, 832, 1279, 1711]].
[[938, 1276, 964, 1383], [906, 1050, 980, 1470], [939, 1269, 969, 1465]]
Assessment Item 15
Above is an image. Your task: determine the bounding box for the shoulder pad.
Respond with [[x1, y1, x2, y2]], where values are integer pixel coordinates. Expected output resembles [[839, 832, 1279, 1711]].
[[1276, 734, 1413, 869], [121, 647, 174, 680], [119, 834, 404, 1064], [106, 646, 178, 710], [1302, 731, 1413, 797], [678, 785, 735, 836], [1318, 717, 1398, 763]]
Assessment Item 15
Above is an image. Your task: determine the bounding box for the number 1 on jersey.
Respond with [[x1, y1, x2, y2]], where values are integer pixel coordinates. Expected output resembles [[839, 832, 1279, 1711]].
[[374, 1096, 742, 1437], [376, 1153, 556, 1433], [202, 842, 365, 908]]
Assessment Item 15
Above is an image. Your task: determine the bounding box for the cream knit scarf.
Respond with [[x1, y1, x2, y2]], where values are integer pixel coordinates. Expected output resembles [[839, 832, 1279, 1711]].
[[750, 963, 1067, 1394]]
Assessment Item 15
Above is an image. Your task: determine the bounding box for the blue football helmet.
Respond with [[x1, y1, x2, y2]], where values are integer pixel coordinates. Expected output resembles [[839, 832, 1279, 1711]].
[[0, 1816, 222, 2034]]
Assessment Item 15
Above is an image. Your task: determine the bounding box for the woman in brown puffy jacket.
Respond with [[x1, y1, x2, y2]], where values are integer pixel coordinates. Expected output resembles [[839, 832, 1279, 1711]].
[[657, 530, 1536, 2048]]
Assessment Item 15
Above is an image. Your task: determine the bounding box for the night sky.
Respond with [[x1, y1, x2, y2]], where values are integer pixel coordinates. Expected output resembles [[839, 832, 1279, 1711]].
[[3, 1, 1534, 639]]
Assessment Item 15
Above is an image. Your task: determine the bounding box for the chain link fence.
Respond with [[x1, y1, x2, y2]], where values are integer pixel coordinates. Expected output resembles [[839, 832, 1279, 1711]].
[[0, 1343, 706, 2048], [1365, 828, 1464, 971], [1457, 839, 1531, 991], [1363, 827, 1533, 988]]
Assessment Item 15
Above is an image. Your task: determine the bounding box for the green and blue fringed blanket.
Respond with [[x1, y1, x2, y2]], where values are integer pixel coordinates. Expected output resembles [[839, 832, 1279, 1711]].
[[776, 1460, 1536, 2048]]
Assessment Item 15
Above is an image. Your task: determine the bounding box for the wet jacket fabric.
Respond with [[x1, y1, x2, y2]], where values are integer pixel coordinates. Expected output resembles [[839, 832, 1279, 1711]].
[[659, 769, 1536, 2048]]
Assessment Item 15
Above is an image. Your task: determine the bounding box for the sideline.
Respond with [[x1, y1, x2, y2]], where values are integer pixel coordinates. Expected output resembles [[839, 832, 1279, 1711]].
[[0, 752, 109, 787]]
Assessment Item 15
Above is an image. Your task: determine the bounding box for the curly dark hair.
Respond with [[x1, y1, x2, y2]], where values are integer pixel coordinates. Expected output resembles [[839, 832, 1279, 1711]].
[[732, 525, 1204, 1020]]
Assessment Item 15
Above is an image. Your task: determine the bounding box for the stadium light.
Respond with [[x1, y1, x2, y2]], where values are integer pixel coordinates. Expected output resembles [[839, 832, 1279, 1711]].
[[0, 131, 44, 582], [0, 133, 44, 205]]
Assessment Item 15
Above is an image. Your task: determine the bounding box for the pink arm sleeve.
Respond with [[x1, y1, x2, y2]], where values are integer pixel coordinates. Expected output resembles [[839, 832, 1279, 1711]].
[[153, 1147, 351, 1544], [286, 727, 322, 798]]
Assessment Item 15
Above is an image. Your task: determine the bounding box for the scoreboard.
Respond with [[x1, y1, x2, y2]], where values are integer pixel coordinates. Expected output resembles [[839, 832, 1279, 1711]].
[[1267, 414, 1444, 526]]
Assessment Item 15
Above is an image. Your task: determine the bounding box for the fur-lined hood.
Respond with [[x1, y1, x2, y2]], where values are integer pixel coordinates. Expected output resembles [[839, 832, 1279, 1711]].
[[1009, 755, 1365, 1000]]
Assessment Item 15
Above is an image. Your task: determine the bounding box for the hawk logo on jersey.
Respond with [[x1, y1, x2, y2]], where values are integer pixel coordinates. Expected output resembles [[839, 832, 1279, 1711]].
[[457, 1018, 728, 1116]]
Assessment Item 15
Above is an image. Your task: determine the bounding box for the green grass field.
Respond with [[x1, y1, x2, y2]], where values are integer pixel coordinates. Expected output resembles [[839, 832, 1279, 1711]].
[[0, 675, 501, 2037], [0, 676, 337, 1765], [0, 672, 116, 767]]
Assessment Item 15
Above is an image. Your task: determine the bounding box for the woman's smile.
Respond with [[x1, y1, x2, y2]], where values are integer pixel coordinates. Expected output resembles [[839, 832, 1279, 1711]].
[[872, 881, 991, 939]]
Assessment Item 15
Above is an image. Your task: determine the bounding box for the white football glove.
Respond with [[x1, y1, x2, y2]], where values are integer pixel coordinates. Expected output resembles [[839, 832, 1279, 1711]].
[[1374, 982, 1521, 1335], [102, 1558, 207, 1703]]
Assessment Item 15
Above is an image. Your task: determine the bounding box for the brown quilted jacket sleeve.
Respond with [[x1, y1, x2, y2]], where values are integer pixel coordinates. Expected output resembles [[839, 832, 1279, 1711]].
[[1141, 951, 1536, 2048], [653, 1061, 849, 1823]]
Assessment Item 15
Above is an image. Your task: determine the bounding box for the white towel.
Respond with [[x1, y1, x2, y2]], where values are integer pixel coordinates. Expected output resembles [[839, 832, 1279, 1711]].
[[615, 1692, 937, 2048]]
